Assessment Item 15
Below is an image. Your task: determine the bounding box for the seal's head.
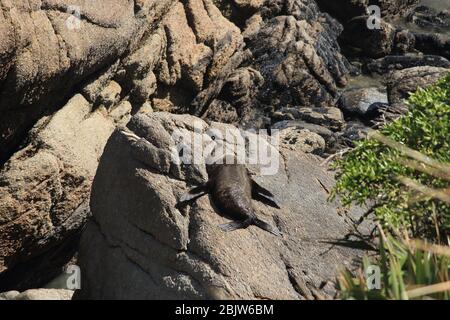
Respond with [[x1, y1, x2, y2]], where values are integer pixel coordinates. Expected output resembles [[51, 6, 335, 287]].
[[205, 153, 240, 176]]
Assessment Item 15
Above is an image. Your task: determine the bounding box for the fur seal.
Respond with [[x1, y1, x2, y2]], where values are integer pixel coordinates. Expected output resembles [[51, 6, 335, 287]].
[[179, 163, 282, 236]]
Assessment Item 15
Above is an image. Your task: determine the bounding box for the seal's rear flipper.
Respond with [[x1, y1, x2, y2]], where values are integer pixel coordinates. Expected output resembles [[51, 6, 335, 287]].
[[218, 221, 246, 232], [178, 185, 208, 205], [253, 218, 282, 236], [251, 180, 274, 197], [251, 180, 281, 209]]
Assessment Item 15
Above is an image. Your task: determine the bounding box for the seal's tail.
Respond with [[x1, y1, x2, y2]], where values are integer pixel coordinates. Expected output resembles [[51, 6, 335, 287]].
[[253, 218, 282, 236]]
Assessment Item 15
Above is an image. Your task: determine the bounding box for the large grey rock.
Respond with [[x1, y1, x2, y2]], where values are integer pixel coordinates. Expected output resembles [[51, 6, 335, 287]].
[[377, 66, 449, 122], [407, 5, 450, 34], [339, 87, 388, 117], [413, 32, 450, 60], [0, 0, 175, 163], [74, 112, 371, 300], [273, 107, 345, 132], [366, 55, 450, 74], [387, 66, 449, 104], [156, 0, 245, 113], [0, 0, 249, 291], [0, 0, 243, 162], [316, 0, 419, 24], [279, 128, 326, 156], [206, 1, 352, 132], [0, 289, 73, 300], [341, 16, 397, 58], [248, 12, 350, 108], [317, 1, 419, 58], [272, 120, 337, 150], [212, 0, 264, 26], [0, 94, 121, 290]]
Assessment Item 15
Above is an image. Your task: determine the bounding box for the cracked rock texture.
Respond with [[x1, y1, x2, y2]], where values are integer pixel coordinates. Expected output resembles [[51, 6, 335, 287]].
[[0, 0, 175, 164], [0, 0, 357, 290], [371, 66, 450, 122], [0, 288, 73, 300], [0, 0, 448, 297], [387, 66, 450, 104], [316, 0, 419, 24], [206, 0, 352, 130], [0, 93, 124, 290], [74, 112, 370, 300], [0, 0, 243, 290]]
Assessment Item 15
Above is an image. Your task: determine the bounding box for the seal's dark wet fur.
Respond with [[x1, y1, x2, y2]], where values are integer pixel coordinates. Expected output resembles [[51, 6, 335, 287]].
[[179, 163, 281, 236]]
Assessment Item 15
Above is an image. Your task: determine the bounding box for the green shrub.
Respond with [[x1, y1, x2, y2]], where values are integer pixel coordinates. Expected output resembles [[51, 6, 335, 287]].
[[332, 73, 450, 240], [338, 233, 450, 300]]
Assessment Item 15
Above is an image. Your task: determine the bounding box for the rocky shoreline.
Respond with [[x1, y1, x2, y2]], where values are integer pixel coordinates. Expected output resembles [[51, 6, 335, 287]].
[[0, 0, 449, 299]]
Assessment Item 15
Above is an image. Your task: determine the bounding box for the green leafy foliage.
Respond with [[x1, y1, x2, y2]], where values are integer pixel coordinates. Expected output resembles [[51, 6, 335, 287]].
[[332, 73, 450, 239], [338, 234, 450, 300]]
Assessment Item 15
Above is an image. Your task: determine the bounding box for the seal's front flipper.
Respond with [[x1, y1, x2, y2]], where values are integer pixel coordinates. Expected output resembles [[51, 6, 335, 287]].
[[218, 221, 247, 232], [178, 185, 208, 205], [251, 180, 281, 209]]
